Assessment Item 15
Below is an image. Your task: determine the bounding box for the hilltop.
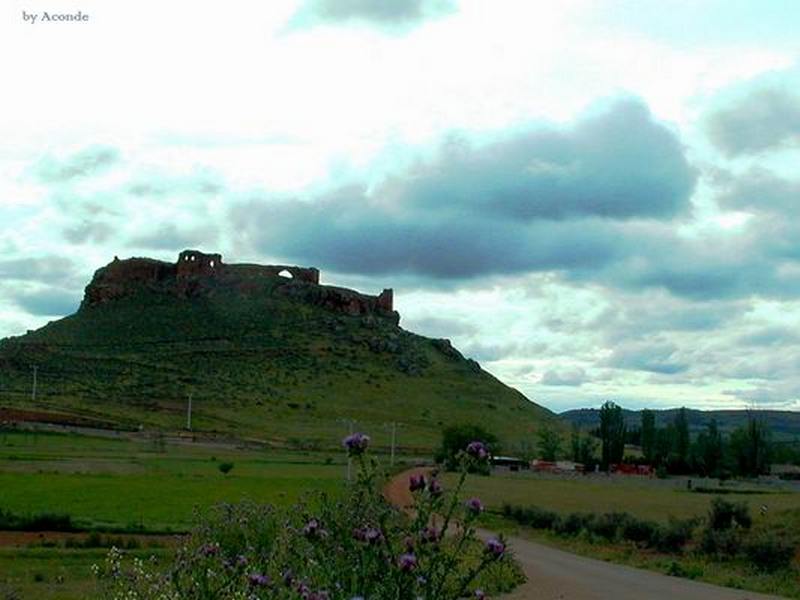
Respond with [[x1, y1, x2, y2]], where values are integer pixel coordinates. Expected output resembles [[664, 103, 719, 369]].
[[561, 407, 800, 441], [0, 250, 554, 450]]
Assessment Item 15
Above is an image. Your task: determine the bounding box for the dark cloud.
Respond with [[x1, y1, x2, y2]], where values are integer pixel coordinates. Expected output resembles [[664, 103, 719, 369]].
[[14, 288, 81, 317], [401, 316, 478, 338], [63, 220, 114, 245], [385, 99, 696, 221], [232, 99, 695, 283], [128, 224, 219, 251], [0, 257, 77, 286], [604, 340, 688, 375], [294, 0, 456, 27], [706, 87, 800, 157], [716, 168, 800, 214], [736, 326, 800, 347], [540, 367, 587, 386], [33, 146, 121, 183]]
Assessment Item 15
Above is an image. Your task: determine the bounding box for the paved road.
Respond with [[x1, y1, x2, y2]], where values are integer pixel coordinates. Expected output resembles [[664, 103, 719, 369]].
[[385, 468, 786, 600], [495, 531, 783, 600]]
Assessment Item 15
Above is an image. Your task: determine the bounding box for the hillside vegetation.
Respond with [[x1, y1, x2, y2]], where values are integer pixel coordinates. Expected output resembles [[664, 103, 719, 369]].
[[0, 269, 553, 450]]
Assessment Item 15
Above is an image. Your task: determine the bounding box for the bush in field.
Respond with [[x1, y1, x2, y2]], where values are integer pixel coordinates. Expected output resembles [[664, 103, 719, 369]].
[[218, 462, 234, 476], [587, 512, 630, 542], [95, 435, 522, 599], [707, 497, 751, 531], [653, 518, 694, 553], [621, 518, 659, 546], [743, 533, 797, 572], [504, 505, 559, 530], [699, 528, 741, 559], [554, 513, 594, 537]]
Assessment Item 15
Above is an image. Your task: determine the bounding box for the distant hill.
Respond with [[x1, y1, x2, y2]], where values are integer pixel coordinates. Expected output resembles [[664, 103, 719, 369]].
[[0, 250, 555, 450], [560, 407, 800, 441]]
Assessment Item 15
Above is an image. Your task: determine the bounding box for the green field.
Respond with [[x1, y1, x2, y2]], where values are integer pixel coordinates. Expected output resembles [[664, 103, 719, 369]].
[[0, 430, 355, 598], [0, 431, 348, 530], [455, 471, 800, 520]]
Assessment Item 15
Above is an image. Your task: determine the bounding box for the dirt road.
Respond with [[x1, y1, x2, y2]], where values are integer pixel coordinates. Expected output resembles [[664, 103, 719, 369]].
[[385, 468, 785, 600]]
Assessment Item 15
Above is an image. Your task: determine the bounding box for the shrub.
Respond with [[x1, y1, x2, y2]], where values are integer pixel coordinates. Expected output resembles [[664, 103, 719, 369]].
[[708, 497, 751, 531], [621, 517, 659, 545], [510, 506, 559, 530], [699, 528, 741, 559], [588, 512, 630, 541], [554, 513, 594, 537], [743, 533, 797, 572], [218, 462, 234, 476], [653, 518, 694, 553]]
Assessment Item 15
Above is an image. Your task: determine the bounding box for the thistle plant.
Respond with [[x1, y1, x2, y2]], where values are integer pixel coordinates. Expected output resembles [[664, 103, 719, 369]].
[[95, 435, 522, 599]]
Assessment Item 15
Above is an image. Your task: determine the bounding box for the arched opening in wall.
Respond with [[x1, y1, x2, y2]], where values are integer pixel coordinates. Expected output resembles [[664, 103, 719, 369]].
[[209, 260, 215, 268], [190, 255, 196, 261], [278, 269, 293, 279]]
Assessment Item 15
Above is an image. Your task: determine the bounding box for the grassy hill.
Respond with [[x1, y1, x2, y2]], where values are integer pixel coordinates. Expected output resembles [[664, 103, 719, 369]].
[[0, 258, 554, 451], [561, 407, 800, 441]]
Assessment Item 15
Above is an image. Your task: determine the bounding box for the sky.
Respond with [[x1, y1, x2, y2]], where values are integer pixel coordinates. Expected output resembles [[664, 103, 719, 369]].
[[2, 0, 800, 412]]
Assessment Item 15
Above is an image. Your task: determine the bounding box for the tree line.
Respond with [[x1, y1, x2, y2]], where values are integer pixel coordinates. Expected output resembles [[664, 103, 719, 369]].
[[592, 401, 777, 477]]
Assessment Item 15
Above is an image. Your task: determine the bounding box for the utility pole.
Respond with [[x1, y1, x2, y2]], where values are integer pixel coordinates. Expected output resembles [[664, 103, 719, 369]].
[[31, 366, 38, 402], [346, 419, 353, 482], [186, 393, 192, 431], [390, 421, 397, 467]]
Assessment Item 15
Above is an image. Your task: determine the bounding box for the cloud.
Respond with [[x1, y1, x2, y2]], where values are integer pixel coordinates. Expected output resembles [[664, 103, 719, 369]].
[[706, 87, 800, 157], [63, 220, 115, 245], [13, 287, 81, 317], [604, 340, 688, 374], [289, 0, 456, 29], [0, 257, 77, 286], [716, 168, 800, 214], [128, 224, 219, 251], [386, 98, 695, 221], [231, 99, 696, 282], [32, 146, 121, 183], [540, 367, 587, 386]]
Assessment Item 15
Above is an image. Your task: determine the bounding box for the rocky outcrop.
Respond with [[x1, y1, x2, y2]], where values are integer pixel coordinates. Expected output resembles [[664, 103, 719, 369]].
[[82, 250, 398, 323]]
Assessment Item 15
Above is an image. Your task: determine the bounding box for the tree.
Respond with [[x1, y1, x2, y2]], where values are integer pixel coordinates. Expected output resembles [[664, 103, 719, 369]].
[[435, 424, 498, 472], [641, 409, 656, 464], [674, 408, 690, 459], [672, 407, 691, 472], [218, 462, 234, 476], [695, 419, 723, 477], [730, 415, 771, 477], [599, 401, 625, 471], [537, 424, 562, 462], [570, 424, 598, 470]]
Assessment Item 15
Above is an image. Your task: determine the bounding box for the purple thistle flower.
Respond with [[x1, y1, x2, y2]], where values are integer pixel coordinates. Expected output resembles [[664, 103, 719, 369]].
[[409, 473, 427, 492], [342, 432, 370, 455], [485, 537, 505, 558], [420, 526, 440, 544], [397, 552, 418, 572], [236, 555, 248, 567], [474, 590, 487, 600], [466, 441, 489, 460], [248, 573, 271, 587], [427, 478, 443, 496], [303, 518, 322, 538], [465, 497, 484, 514], [199, 543, 220, 557]]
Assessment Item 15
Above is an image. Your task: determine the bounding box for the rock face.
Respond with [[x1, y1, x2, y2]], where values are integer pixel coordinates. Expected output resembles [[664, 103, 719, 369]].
[[82, 250, 399, 323]]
